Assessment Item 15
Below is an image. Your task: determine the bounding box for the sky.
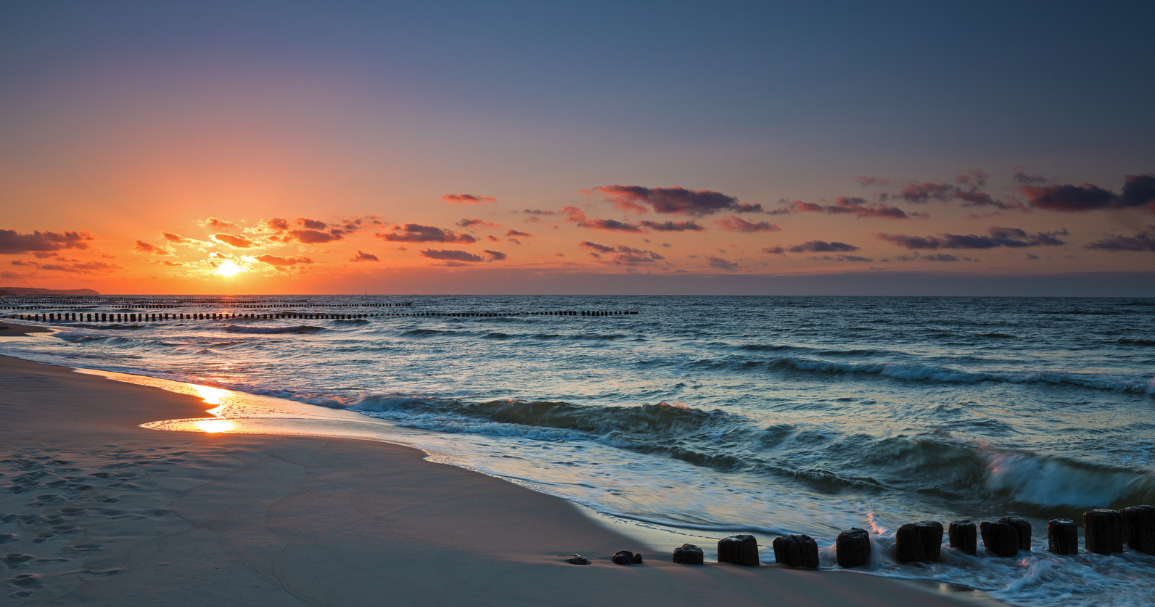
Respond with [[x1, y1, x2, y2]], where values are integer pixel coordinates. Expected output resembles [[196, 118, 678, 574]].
[[2, 1, 1153, 295]]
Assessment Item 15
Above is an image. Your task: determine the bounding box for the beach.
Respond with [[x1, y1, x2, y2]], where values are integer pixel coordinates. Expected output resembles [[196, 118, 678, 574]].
[[0, 329, 992, 606]]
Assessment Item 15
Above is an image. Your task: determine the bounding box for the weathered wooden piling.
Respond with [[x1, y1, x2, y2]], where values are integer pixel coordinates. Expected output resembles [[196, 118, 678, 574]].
[[672, 543, 703, 565], [1047, 519, 1078, 555], [836, 527, 871, 568], [980, 517, 1030, 557], [717, 534, 759, 566], [773, 534, 819, 568], [895, 521, 942, 563], [948, 520, 977, 555], [1122, 505, 1155, 555], [1083, 509, 1124, 554]]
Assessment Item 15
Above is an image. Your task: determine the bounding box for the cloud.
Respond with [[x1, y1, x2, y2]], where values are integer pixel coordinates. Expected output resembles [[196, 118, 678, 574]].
[[200, 217, 236, 229], [714, 216, 780, 232], [286, 229, 344, 244], [954, 170, 988, 187], [162, 232, 189, 243], [213, 233, 256, 248], [350, 250, 379, 262], [32, 261, 122, 274], [1013, 168, 1048, 185], [0, 229, 92, 254], [785, 240, 860, 253], [579, 242, 615, 254], [560, 207, 643, 232], [706, 256, 738, 271], [1021, 174, 1155, 212], [442, 193, 496, 204], [637, 220, 704, 232], [255, 254, 314, 267], [134, 240, 172, 255], [761, 246, 785, 255], [520, 209, 556, 215], [297, 218, 328, 230], [579, 241, 663, 265], [877, 227, 1067, 249], [265, 218, 290, 231], [506, 230, 532, 237], [377, 224, 477, 244], [458, 219, 500, 229], [419, 249, 505, 263], [592, 185, 757, 216], [898, 181, 1012, 209], [790, 197, 911, 219], [1085, 226, 1155, 252], [857, 176, 892, 187]]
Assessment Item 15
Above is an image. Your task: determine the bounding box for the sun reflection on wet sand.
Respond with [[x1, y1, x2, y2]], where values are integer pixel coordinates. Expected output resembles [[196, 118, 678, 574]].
[[194, 418, 236, 433]]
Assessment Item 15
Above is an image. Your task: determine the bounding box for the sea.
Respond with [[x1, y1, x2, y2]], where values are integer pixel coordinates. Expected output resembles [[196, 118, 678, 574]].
[[2, 295, 1154, 607]]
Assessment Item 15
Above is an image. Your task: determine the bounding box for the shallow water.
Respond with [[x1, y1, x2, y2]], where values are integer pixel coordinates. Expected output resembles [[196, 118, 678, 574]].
[[4, 295, 1154, 606]]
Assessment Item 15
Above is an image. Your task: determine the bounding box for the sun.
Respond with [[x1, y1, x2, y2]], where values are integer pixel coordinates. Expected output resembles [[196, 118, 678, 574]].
[[215, 260, 243, 277]]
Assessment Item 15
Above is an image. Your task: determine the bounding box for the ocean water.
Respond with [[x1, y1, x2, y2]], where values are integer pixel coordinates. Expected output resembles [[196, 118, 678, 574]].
[[3, 295, 1154, 606]]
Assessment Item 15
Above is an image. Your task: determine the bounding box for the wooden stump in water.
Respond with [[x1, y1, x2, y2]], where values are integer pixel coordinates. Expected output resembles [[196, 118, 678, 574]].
[[772, 534, 819, 568], [672, 544, 703, 565], [718, 535, 759, 566], [836, 528, 870, 568], [612, 550, 642, 565], [1122, 505, 1155, 555], [948, 520, 977, 556], [895, 521, 942, 563], [979, 520, 1020, 557], [1001, 516, 1032, 552], [1047, 519, 1078, 555], [1083, 509, 1124, 554]]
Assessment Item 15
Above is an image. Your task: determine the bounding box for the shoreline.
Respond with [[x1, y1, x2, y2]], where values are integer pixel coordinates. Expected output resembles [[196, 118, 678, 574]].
[[0, 344, 998, 605]]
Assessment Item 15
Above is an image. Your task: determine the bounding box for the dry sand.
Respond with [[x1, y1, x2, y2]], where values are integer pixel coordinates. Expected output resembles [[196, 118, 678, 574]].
[[0, 341, 998, 606]]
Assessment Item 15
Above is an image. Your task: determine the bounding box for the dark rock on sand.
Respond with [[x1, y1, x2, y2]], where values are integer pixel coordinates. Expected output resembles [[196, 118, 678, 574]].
[[612, 550, 642, 565], [566, 554, 590, 565]]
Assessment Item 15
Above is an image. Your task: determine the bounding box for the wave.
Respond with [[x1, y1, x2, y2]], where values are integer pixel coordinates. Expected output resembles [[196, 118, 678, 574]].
[[689, 354, 1155, 393], [1117, 338, 1155, 347], [222, 324, 326, 334], [345, 393, 1155, 514]]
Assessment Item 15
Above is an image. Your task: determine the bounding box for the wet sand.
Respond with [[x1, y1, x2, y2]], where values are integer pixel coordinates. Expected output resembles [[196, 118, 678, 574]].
[[0, 346, 996, 605]]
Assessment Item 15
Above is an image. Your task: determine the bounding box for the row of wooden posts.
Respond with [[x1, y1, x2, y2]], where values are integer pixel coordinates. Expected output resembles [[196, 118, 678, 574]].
[[590, 506, 1155, 568], [1, 302, 413, 310], [8, 310, 640, 323]]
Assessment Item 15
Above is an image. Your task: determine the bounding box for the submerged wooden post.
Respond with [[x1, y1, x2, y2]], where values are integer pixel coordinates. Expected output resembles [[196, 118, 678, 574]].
[[1122, 505, 1155, 555], [979, 517, 1030, 557], [895, 521, 942, 563], [1084, 509, 1124, 554], [836, 527, 871, 568], [948, 520, 977, 556], [1047, 519, 1078, 555]]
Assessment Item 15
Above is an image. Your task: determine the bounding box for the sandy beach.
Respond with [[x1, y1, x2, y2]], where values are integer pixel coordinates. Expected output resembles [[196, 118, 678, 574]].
[[0, 326, 996, 606]]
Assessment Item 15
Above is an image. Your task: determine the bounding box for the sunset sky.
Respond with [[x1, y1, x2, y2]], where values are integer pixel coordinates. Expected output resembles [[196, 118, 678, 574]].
[[2, 1, 1153, 295]]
